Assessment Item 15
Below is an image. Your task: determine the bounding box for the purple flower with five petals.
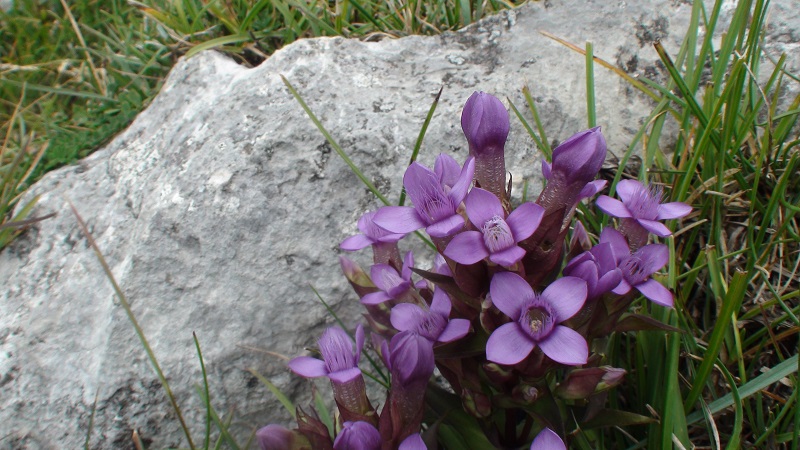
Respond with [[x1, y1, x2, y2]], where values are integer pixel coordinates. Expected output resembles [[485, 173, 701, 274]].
[[288, 325, 365, 383], [361, 251, 415, 305], [530, 428, 566, 450], [563, 242, 623, 300], [596, 180, 691, 237], [600, 228, 674, 307], [373, 156, 475, 238], [486, 272, 588, 366], [391, 288, 471, 344], [444, 187, 545, 267]]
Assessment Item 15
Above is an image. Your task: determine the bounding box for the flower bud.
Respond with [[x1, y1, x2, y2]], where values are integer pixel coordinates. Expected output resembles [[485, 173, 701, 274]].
[[548, 127, 606, 186], [333, 421, 381, 450], [461, 91, 509, 199], [554, 366, 626, 400]]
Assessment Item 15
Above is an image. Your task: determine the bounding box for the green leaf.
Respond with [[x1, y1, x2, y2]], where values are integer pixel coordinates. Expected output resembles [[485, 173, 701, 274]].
[[581, 409, 657, 430]]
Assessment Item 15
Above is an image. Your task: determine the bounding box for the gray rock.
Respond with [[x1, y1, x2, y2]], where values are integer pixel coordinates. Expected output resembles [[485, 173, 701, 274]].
[[1, 0, 795, 448]]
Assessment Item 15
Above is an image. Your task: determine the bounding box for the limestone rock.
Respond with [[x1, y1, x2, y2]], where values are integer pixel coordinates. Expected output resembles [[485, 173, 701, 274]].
[[1, 0, 795, 448]]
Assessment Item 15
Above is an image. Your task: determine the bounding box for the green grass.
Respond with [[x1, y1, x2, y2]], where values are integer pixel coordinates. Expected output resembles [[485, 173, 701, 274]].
[[7, 0, 800, 448]]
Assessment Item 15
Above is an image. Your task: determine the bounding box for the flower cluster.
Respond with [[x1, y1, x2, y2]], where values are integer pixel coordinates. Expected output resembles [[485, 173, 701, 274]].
[[257, 92, 690, 449]]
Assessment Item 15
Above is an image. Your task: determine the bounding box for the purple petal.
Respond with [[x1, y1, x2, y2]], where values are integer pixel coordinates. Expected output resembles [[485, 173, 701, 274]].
[[563, 260, 598, 294], [257, 424, 295, 450], [636, 244, 669, 274], [599, 228, 630, 262], [579, 180, 608, 199], [361, 291, 392, 305], [288, 356, 328, 378], [657, 202, 692, 220], [540, 277, 587, 322], [328, 367, 363, 384], [438, 318, 471, 343], [635, 278, 674, 307], [444, 231, 489, 265], [426, 214, 466, 238], [340, 234, 375, 251], [448, 156, 476, 206], [615, 179, 642, 204], [486, 322, 535, 365], [355, 324, 365, 361], [435, 153, 461, 187], [489, 245, 526, 267], [596, 196, 632, 218], [538, 325, 588, 365], [637, 219, 672, 237], [506, 202, 545, 242], [489, 271, 534, 319], [429, 288, 452, 317], [595, 269, 623, 297], [541, 160, 552, 180], [530, 428, 567, 450], [465, 187, 504, 228], [399, 433, 427, 450], [373, 206, 426, 233], [370, 264, 400, 291], [390, 303, 426, 332], [564, 251, 591, 273], [592, 242, 618, 274], [401, 251, 414, 280], [611, 278, 632, 295]]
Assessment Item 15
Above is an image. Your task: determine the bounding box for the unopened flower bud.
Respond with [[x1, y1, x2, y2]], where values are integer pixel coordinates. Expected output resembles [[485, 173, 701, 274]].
[[461, 91, 509, 199]]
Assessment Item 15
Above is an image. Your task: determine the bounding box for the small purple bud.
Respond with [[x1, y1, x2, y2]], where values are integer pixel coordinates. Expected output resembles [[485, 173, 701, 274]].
[[461, 91, 509, 199], [549, 127, 606, 186], [530, 428, 566, 450], [389, 331, 435, 386], [257, 424, 303, 450], [333, 421, 381, 450], [555, 366, 627, 400]]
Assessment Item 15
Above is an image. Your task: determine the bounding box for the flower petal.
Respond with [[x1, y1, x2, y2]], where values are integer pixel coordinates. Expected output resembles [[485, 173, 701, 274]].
[[448, 156, 476, 206], [538, 325, 588, 365], [465, 187, 504, 228], [579, 180, 608, 199], [435, 153, 461, 187], [599, 228, 630, 262], [530, 428, 567, 450], [506, 202, 545, 242], [489, 245, 526, 267], [373, 206, 426, 233], [328, 367, 362, 384], [636, 244, 669, 274], [444, 231, 489, 265], [340, 234, 375, 251], [399, 433, 427, 450], [637, 218, 672, 237], [563, 260, 598, 295], [541, 276, 587, 322], [438, 318, 471, 343], [596, 268, 623, 297], [429, 288, 452, 317], [611, 278, 632, 295], [361, 291, 392, 305], [288, 356, 328, 378], [426, 214, 466, 238], [635, 278, 674, 307], [390, 303, 426, 332], [542, 160, 552, 180], [489, 271, 533, 319], [355, 324, 365, 362], [486, 322, 535, 365], [596, 196, 632, 218], [657, 202, 692, 220], [615, 179, 642, 204]]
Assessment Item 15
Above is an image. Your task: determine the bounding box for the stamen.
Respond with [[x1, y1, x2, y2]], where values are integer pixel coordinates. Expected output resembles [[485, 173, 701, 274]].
[[482, 215, 515, 252]]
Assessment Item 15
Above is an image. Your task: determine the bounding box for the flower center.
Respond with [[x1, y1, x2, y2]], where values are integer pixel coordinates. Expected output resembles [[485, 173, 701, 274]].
[[417, 313, 446, 341], [519, 302, 555, 341], [482, 215, 515, 253], [626, 184, 663, 221], [621, 255, 648, 285], [319, 328, 356, 373]]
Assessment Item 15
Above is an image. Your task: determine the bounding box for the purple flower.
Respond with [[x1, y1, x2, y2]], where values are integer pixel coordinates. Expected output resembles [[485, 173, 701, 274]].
[[333, 421, 381, 450], [390, 288, 471, 344], [563, 242, 623, 300], [399, 433, 427, 450], [288, 325, 365, 383], [461, 92, 509, 198], [340, 210, 405, 251], [383, 331, 435, 386], [542, 127, 607, 186], [444, 188, 544, 267], [256, 424, 296, 450], [361, 251, 415, 305], [486, 272, 588, 366], [373, 156, 475, 238], [530, 428, 566, 450], [595, 180, 691, 237], [600, 228, 673, 307]]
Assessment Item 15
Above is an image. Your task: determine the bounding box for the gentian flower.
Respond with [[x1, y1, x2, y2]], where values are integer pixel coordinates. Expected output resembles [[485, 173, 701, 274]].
[[530, 428, 566, 450], [563, 242, 623, 300], [461, 91, 509, 198], [361, 251, 415, 305], [257, 424, 302, 450], [340, 210, 405, 265], [333, 421, 381, 450], [596, 179, 691, 237], [288, 325, 376, 424], [390, 288, 471, 344], [444, 187, 544, 267], [486, 272, 588, 366], [600, 228, 673, 307], [542, 127, 607, 187], [373, 156, 475, 238]]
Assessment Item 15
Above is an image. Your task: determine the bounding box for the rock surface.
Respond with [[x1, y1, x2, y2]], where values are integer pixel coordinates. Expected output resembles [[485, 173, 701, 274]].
[[1, 0, 796, 448]]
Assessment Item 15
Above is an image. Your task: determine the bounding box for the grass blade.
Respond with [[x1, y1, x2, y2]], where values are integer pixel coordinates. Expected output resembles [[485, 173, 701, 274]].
[[399, 86, 442, 206]]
